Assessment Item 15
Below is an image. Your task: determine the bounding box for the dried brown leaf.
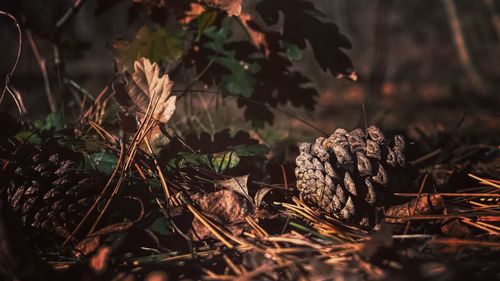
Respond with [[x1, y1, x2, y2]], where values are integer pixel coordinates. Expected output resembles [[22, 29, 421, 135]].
[[190, 189, 252, 240], [254, 186, 275, 208], [127, 58, 176, 124], [384, 194, 444, 223], [216, 174, 253, 204], [192, 189, 252, 223], [74, 236, 101, 258]]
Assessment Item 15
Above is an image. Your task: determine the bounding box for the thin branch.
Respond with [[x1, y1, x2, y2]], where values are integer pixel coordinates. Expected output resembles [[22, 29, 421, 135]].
[[56, 0, 88, 30], [0, 11, 22, 107], [176, 59, 214, 100], [442, 0, 486, 91], [26, 31, 57, 113]]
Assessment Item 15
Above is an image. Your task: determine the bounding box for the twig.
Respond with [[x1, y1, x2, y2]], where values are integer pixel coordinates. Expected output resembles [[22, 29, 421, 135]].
[[403, 173, 429, 234], [26, 31, 57, 112], [144, 137, 179, 206], [0, 11, 22, 107], [427, 238, 500, 248], [395, 192, 500, 198], [410, 148, 442, 166], [482, 0, 500, 43], [55, 0, 88, 30], [62, 138, 125, 246], [176, 59, 214, 100], [441, 0, 485, 91]]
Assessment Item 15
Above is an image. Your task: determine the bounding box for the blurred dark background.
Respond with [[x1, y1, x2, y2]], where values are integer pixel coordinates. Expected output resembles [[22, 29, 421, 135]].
[[0, 0, 499, 148]]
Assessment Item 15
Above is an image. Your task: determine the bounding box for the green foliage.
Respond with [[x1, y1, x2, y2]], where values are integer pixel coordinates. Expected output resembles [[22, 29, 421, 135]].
[[211, 151, 240, 172], [162, 129, 268, 175], [34, 112, 65, 132], [256, 0, 354, 76], [281, 41, 304, 61], [150, 216, 172, 236], [98, 0, 354, 128], [113, 25, 184, 72], [197, 10, 219, 39], [203, 26, 260, 97], [15, 130, 42, 145], [85, 151, 118, 174]]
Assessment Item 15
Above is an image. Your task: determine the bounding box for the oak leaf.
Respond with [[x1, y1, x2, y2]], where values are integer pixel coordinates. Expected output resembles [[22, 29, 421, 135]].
[[113, 58, 176, 146], [127, 57, 176, 124]]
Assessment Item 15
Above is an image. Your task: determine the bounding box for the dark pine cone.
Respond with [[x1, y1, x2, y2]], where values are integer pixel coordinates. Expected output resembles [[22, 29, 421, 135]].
[[0, 138, 102, 238], [295, 126, 406, 228]]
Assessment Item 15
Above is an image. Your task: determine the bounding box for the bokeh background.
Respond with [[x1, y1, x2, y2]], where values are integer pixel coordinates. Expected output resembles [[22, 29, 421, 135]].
[[0, 0, 499, 157]]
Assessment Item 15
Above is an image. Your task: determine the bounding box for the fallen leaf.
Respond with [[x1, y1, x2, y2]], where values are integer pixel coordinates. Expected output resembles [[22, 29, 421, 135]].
[[74, 220, 135, 259], [127, 58, 176, 123], [191, 189, 252, 224], [216, 174, 253, 203], [254, 186, 275, 208], [190, 189, 252, 240], [74, 236, 101, 258], [113, 58, 177, 143], [190, 215, 245, 241], [384, 194, 444, 224]]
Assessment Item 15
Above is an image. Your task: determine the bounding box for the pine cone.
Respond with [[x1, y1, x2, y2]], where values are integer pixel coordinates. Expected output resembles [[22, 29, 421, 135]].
[[1, 138, 102, 238], [295, 126, 406, 228]]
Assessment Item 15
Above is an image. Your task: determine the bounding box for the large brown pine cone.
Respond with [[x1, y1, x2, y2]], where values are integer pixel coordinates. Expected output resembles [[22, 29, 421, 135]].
[[0, 138, 102, 238], [295, 126, 406, 228]]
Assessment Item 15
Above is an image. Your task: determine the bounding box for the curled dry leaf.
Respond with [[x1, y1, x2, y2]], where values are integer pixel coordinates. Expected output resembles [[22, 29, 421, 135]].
[[254, 186, 275, 208], [114, 58, 176, 143], [191, 189, 252, 223], [384, 194, 444, 224], [215, 174, 252, 203], [74, 219, 137, 258], [74, 236, 101, 258], [127, 58, 176, 124], [190, 189, 252, 240], [203, 0, 242, 16]]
